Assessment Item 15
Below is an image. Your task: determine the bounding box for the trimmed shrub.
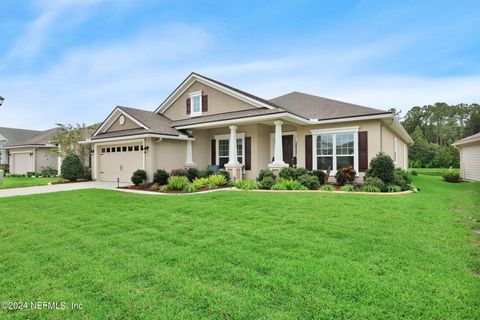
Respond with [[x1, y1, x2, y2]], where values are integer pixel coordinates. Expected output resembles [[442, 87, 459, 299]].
[[186, 168, 199, 182], [166, 176, 189, 190], [258, 176, 275, 190], [218, 169, 231, 182], [311, 170, 326, 185], [442, 170, 460, 183], [235, 179, 259, 190], [279, 167, 308, 180], [411, 170, 418, 176], [192, 177, 209, 189], [366, 152, 395, 184], [393, 175, 408, 190], [395, 168, 412, 184], [298, 174, 320, 190], [153, 169, 169, 185], [26, 171, 36, 177], [320, 185, 335, 191], [363, 176, 385, 191], [61, 154, 84, 182], [363, 185, 381, 193], [207, 174, 227, 189], [386, 184, 402, 192], [258, 169, 276, 181], [340, 185, 356, 192], [183, 184, 197, 193], [198, 168, 214, 178], [170, 168, 188, 177], [40, 166, 58, 177], [0, 164, 9, 173], [335, 169, 346, 185], [131, 169, 147, 186]]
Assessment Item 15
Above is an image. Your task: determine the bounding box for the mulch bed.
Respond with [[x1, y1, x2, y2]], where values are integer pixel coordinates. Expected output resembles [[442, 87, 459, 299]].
[[119, 184, 231, 194], [49, 179, 91, 185]]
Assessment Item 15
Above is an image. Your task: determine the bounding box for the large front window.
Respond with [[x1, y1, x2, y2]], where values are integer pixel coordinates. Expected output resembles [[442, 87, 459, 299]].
[[312, 128, 358, 174], [215, 134, 245, 168]]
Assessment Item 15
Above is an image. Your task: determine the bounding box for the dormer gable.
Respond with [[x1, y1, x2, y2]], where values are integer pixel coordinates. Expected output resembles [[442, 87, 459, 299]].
[[156, 73, 279, 121]]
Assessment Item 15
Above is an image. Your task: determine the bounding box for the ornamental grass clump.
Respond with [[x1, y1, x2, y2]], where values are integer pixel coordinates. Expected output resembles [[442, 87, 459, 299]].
[[442, 170, 461, 183], [271, 178, 307, 190], [165, 176, 189, 191], [192, 177, 209, 189], [206, 174, 227, 189], [320, 185, 335, 191], [340, 185, 356, 192], [235, 179, 259, 190]]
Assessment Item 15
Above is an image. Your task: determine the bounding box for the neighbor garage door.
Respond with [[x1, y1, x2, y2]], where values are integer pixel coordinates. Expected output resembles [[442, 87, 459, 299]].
[[99, 144, 143, 182], [12, 153, 33, 175]]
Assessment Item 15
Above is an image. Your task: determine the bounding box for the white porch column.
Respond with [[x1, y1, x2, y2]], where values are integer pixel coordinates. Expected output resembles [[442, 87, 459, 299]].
[[227, 125, 239, 165], [268, 120, 289, 172], [185, 140, 197, 167], [57, 145, 62, 176], [272, 120, 285, 165], [224, 125, 243, 181]]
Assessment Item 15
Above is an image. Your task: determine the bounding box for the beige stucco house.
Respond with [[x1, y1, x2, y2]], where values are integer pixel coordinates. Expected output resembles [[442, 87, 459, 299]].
[[453, 132, 480, 181], [82, 73, 413, 183], [3, 128, 60, 175]]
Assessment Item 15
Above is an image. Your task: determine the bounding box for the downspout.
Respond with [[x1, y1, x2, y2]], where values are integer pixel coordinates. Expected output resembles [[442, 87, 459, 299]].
[[380, 123, 383, 152]]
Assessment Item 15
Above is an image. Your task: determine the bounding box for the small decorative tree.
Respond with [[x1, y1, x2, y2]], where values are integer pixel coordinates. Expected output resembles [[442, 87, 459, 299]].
[[50, 123, 96, 166], [61, 154, 84, 181]]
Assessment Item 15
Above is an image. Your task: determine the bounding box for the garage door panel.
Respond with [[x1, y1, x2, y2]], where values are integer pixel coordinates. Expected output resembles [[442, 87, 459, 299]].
[[13, 153, 33, 175], [99, 145, 143, 182]]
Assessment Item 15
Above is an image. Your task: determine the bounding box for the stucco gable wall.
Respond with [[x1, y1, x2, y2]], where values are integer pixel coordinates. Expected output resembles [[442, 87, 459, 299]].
[[162, 81, 257, 121], [105, 115, 141, 133]]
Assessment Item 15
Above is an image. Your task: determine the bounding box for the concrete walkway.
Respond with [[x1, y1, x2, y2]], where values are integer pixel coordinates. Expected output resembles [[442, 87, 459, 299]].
[[0, 181, 129, 198]]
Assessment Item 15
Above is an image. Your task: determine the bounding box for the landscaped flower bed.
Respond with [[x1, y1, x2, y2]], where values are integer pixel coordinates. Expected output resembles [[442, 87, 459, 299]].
[[122, 168, 233, 194], [235, 152, 419, 194]]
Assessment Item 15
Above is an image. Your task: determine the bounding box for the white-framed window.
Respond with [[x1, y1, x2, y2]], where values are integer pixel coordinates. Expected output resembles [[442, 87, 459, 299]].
[[189, 91, 202, 117], [311, 127, 359, 175], [214, 133, 245, 168]]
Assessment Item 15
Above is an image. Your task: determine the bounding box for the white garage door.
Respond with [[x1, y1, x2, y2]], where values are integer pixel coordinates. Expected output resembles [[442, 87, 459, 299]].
[[461, 144, 480, 181], [99, 144, 143, 182], [12, 153, 33, 175]]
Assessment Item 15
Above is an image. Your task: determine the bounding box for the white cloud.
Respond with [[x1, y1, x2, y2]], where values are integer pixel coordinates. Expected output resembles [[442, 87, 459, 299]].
[[3, 0, 115, 65]]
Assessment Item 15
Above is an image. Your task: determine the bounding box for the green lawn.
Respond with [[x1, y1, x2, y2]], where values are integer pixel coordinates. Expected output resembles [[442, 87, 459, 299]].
[[0, 177, 62, 189], [0, 176, 479, 319], [411, 167, 459, 176]]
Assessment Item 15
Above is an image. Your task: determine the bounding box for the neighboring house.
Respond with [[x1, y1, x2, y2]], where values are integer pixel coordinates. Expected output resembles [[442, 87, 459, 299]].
[[0, 127, 41, 166], [453, 132, 480, 181], [82, 72, 413, 183], [4, 128, 60, 175], [4, 124, 100, 175]]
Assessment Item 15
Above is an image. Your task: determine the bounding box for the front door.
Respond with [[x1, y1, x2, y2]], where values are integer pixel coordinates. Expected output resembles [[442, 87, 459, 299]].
[[282, 135, 294, 167]]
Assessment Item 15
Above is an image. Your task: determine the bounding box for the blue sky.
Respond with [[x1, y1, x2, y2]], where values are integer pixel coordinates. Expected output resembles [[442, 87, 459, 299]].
[[0, 0, 479, 130]]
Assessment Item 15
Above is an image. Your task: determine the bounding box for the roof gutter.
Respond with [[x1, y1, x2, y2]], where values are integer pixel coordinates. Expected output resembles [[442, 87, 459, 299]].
[[80, 133, 193, 144], [4, 144, 55, 149]]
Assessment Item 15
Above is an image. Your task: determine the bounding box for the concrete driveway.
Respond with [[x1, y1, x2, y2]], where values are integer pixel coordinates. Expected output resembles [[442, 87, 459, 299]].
[[0, 181, 129, 198]]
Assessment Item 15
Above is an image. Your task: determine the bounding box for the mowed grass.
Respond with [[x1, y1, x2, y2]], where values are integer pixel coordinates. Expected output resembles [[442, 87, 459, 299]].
[[0, 176, 479, 319], [0, 177, 62, 189], [411, 167, 459, 176]]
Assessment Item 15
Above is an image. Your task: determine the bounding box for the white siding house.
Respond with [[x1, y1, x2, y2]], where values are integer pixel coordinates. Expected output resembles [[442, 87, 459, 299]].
[[453, 132, 480, 181]]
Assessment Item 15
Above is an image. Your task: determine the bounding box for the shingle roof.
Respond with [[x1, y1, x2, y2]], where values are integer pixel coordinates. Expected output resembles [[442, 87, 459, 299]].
[[269, 92, 390, 120], [171, 108, 285, 127], [453, 132, 480, 146], [4, 128, 60, 147], [92, 106, 186, 140], [0, 127, 41, 146]]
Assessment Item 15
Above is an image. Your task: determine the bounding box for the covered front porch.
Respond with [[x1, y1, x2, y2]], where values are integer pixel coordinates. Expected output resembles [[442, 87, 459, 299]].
[[184, 119, 300, 181]]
